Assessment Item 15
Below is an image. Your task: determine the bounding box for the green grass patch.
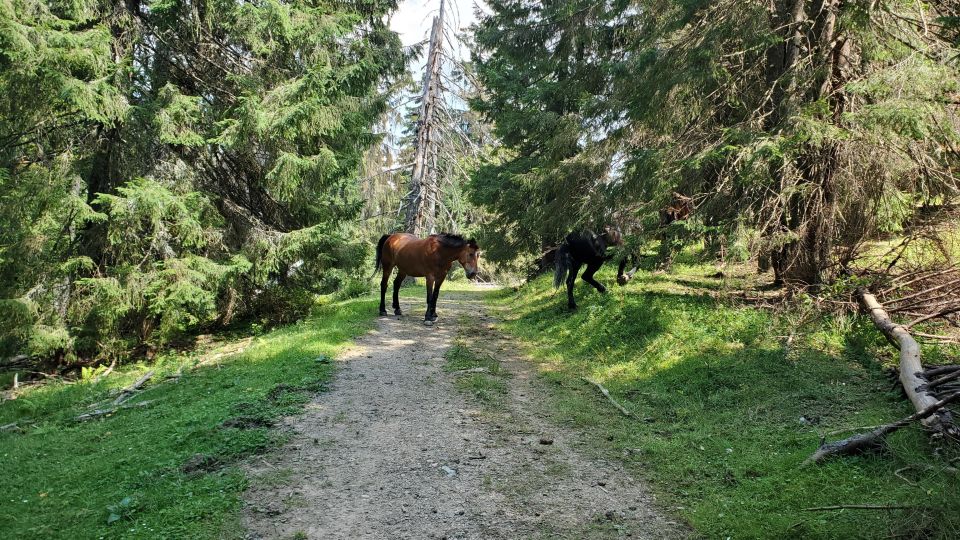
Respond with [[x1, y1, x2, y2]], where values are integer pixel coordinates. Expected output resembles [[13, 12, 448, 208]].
[[489, 265, 960, 539], [0, 297, 377, 539], [444, 339, 508, 405]]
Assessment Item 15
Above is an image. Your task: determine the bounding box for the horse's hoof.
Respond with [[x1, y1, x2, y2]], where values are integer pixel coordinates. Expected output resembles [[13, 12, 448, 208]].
[[379, 310, 388, 316], [423, 319, 435, 326], [394, 309, 402, 316]]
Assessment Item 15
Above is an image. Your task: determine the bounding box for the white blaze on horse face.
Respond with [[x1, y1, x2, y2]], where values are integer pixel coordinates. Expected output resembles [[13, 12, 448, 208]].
[[460, 248, 480, 279]]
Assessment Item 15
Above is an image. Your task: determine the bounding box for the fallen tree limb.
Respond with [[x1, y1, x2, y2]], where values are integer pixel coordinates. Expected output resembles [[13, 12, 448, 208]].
[[858, 290, 957, 434], [0, 355, 30, 371], [75, 400, 156, 422], [112, 370, 154, 406], [921, 368, 960, 391], [583, 378, 632, 417], [802, 504, 912, 511], [923, 365, 960, 377], [195, 337, 253, 368], [0, 420, 33, 431], [804, 390, 960, 465], [93, 359, 117, 383]]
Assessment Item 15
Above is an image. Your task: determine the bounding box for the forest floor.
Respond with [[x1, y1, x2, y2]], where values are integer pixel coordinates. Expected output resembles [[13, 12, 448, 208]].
[[242, 286, 686, 539]]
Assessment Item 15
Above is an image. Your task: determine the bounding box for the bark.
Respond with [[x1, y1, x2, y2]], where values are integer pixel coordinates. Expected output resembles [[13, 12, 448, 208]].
[[405, 0, 446, 236], [859, 290, 957, 433], [778, 0, 849, 287]]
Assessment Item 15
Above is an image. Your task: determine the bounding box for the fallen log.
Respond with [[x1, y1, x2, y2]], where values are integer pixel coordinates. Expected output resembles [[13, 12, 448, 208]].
[[804, 390, 960, 465], [583, 377, 633, 417], [858, 290, 957, 435], [0, 354, 30, 371]]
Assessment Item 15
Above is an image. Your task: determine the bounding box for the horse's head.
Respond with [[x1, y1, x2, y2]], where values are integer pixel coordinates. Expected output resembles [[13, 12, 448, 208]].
[[458, 239, 480, 280], [602, 225, 623, 246]]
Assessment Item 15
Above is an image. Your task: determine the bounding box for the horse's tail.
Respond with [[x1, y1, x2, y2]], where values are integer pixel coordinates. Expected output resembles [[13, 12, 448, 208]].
[[554, 243, 571, 288], [372, 234, 390, 278]]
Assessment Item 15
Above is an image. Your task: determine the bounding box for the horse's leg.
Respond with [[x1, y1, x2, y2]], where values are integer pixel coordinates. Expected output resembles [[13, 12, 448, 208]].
[[429, 275, 445, 321], [566, 261, 582, 310], [616, 257, 628, 285], [582, 260, 607, 294], [617, 254, 639, 285], [424, 275, 435, 321], [379, 263, 392, 316], [392, 272, 406, 316]]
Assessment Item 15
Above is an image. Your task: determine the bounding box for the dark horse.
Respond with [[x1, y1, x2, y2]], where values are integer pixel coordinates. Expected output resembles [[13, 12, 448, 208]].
[[554, 227, 637, 310], [374, 232, 480, 322]]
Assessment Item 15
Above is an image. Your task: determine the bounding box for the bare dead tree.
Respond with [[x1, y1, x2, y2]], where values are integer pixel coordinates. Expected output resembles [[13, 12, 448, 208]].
[[404, 0, 446, 236]]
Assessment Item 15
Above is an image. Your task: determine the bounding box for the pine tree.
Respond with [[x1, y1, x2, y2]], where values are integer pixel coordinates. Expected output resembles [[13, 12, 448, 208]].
[[470, 0, 630, 264]]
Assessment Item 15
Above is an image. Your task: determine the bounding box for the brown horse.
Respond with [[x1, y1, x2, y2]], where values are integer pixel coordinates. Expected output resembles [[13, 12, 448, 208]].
[[374, 233, 480, 322]]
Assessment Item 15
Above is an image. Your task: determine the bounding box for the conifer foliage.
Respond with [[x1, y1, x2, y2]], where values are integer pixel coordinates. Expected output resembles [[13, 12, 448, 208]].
[[0, 0, 404, 363], [471, 1, 960, 282]]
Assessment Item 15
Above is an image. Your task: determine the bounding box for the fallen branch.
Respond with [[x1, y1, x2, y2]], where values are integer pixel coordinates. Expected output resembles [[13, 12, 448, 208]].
[[583, 378, 633, 417], [112, 370, 154, 406], [93, 359, 117, 383], [921, 368, 960, 391], [195, 338, 253, 368], [455, 367, 489, 374], [75, 400, 156, 422], [923, 365, 960, 377], [802, 504, 911, 511], [858, 290, 957, 434], [804, 390, 960, 465], [0, 354, 30, 371], [1, 420, 33, 431]]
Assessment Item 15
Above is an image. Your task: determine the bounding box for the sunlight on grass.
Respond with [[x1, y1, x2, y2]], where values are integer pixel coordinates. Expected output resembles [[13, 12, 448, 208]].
[[0, 297, 377, 540], [489, 264, 960, 539]]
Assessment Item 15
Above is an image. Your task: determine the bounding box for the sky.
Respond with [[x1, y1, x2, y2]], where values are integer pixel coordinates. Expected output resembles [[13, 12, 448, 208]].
[[383, 0, 486, 148], [389, 0, 486, 66], [390, 0, 489, 76]]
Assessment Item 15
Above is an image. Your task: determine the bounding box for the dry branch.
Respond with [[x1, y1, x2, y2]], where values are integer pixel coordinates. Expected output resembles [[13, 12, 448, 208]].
[[921, 368, 960, 391], [804, 390, 960, 465], [112, 370, 155, 406], [455, 367, 489, 374], [74, 400, 156, 422], [924, 365, 960, 377], [583, 377, 633, 417], [858, 290, 956, 434], [802, 504, 912, 511]]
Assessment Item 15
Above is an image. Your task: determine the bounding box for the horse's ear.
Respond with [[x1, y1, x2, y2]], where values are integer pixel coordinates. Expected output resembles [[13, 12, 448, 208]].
[[468, 239, 478, 248]]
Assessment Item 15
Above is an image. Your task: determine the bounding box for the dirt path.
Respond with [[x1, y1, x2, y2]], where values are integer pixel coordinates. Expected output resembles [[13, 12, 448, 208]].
[[242, 288, 685, 539]]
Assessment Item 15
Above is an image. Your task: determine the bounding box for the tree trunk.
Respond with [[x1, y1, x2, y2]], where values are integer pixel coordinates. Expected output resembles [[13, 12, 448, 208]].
[[859, 289, 957, 435], [405, 0, 446, 236], [778, 0, 849, 288]]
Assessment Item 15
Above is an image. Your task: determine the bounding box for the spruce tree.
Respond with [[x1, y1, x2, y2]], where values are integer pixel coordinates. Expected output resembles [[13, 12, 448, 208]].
[[1, 0, 404, 362]]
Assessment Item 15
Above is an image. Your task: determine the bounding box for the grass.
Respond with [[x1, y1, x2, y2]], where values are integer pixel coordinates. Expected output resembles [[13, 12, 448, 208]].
[[444, 334, 508, 406], [488, 258, 960, 539], [0, 296, 377, 540]]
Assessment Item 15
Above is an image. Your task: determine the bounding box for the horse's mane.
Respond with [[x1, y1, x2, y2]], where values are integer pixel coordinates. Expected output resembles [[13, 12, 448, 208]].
[[432, 232, 477, 249]]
